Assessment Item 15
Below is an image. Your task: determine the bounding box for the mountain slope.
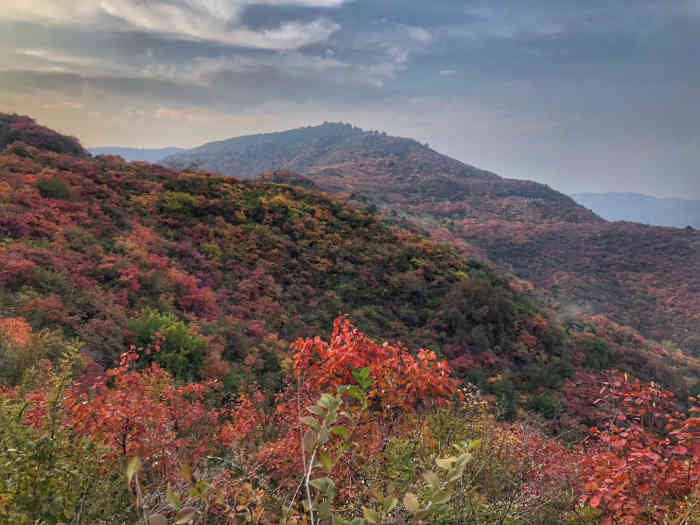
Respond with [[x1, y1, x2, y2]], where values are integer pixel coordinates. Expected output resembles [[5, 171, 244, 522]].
[[164, 122, 600, 224], [89, 146, 185, 163], [0, 114, 578, 399], [164, 123, 699, 352], [1, 113, 86, 156], [3, 113, 697, 418], [573, 192, 700, 229]]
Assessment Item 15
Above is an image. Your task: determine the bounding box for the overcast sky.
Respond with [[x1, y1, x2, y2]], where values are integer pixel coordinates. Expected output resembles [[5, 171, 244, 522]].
[[1, 1, 698, 198]]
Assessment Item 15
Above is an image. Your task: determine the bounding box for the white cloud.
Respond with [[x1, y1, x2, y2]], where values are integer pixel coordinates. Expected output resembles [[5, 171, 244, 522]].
[[3, 0, 343, 50], [439, 69, 456, 76], [406, 26, 432, 43]]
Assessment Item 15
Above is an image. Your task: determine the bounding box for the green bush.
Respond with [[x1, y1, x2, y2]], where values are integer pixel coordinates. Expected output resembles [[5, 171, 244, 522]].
[[523, 359, 574, 391], [35, 176, 76, 201], [584, 338, 616, 370], [0, 352, 133, 524], [159, 191, 200, 216], [527, 393, 562, 419], [0, 328, 72, 387], [128, 308, 207, 381]]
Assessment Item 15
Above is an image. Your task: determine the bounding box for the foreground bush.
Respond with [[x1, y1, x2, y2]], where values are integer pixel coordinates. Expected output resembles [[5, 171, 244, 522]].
[[0, 350, 133, 524], [1, 319, 697, 524]]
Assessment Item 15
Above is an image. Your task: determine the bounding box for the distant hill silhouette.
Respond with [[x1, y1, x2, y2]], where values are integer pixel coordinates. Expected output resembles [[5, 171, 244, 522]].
[[1, 113, 86, 156], [573, 192, 700, 229]]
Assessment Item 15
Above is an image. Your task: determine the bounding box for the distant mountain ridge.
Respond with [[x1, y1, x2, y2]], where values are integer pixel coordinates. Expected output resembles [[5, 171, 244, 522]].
[[164, 122, 596, 225], [163, 122, 699, 352], [89, 146, 185, 163], [164, 122, 501, 183], [573, 192, 700, 229]]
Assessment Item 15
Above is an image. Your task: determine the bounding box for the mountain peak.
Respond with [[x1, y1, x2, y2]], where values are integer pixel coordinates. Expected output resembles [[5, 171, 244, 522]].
[[0, 113, 87, 157]]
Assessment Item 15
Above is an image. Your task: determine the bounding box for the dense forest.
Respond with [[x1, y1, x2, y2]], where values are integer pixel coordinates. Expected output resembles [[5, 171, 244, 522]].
[[164, 123, 699, 354], [0, 115, 698, 524]]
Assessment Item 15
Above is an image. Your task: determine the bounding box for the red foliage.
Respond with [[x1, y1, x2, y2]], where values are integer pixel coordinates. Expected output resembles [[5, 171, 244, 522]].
[[291, 317, 458, 412], [580, 373, 700, 523], [0, 257, 37, 286], [66, 344, 228, 481], [256, 318, 459, 494]]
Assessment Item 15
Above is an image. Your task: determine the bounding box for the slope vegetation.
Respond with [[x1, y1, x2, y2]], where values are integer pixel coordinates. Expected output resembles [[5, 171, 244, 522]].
[[165, 123, 699, 352], [2, 113, 697, 413], [0, 115, 573, 401]]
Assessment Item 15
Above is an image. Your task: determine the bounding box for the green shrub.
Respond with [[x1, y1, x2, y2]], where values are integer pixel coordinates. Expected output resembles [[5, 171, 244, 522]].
[[128, 308, 207, 380], [159, 191, 200, 216], [584, 338, 616, 369], [0, 352, 133, 524], [0, 328, 72, 386], [527, 393, 562, 419], [524, 359, 574, 391], [35, 176, 76, 201]]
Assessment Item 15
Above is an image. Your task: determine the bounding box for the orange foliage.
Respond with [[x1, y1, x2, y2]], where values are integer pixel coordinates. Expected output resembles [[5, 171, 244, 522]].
[[0, 317, 32, 346], [291, 317, 458, 412], [256, 318, 459, 496]]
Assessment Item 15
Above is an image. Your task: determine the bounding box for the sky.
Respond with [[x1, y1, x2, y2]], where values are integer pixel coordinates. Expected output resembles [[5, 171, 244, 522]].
[[1, 1, 699, 199]]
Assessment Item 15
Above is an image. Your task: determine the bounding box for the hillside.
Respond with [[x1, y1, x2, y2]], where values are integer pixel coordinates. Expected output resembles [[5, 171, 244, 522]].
[[0, 115, 586, 400], [2, 113, 696, 401], [573, 192, 700, 229], [89, 146, 185, 163], [2, 115, 700, 524], [0, 113, 86, 156], [164, 123, 699, 353]]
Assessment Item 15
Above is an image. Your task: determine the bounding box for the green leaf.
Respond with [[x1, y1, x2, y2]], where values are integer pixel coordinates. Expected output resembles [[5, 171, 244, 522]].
[[423, 471, 439, 488], [403, 492, 420, 514], [318, 393, 336, 410], [318, 499, 332, 518], [467, 439, 481, 451], [126, 456, 141, 485], [325, 407, 339, 426], [337, 385, 352, 395], [347, 386, 364, 401], [352, 367, 373, 390], [308, 405, 326, 417], [436, 456, 457, 470], [331, 425, 349, 439], [319, 427, 330, 444], [318, 449, 333, 469], [310, 477, 336, 499], [432, 490, 451, 505], [300, 416, 320, 432], [363, 507, 380, 524], [166, 484, 181, 509], [382, 496, 398, 514]]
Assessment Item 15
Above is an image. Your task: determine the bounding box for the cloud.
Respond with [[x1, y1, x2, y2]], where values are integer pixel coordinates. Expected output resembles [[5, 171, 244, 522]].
[[439, 69, 456, 76], [405, 26, 432, 43], [4, 0, 343, 50]]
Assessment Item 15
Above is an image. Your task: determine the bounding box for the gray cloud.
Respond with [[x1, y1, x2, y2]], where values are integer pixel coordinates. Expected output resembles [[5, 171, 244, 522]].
[[0, 0, 698, 198]]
